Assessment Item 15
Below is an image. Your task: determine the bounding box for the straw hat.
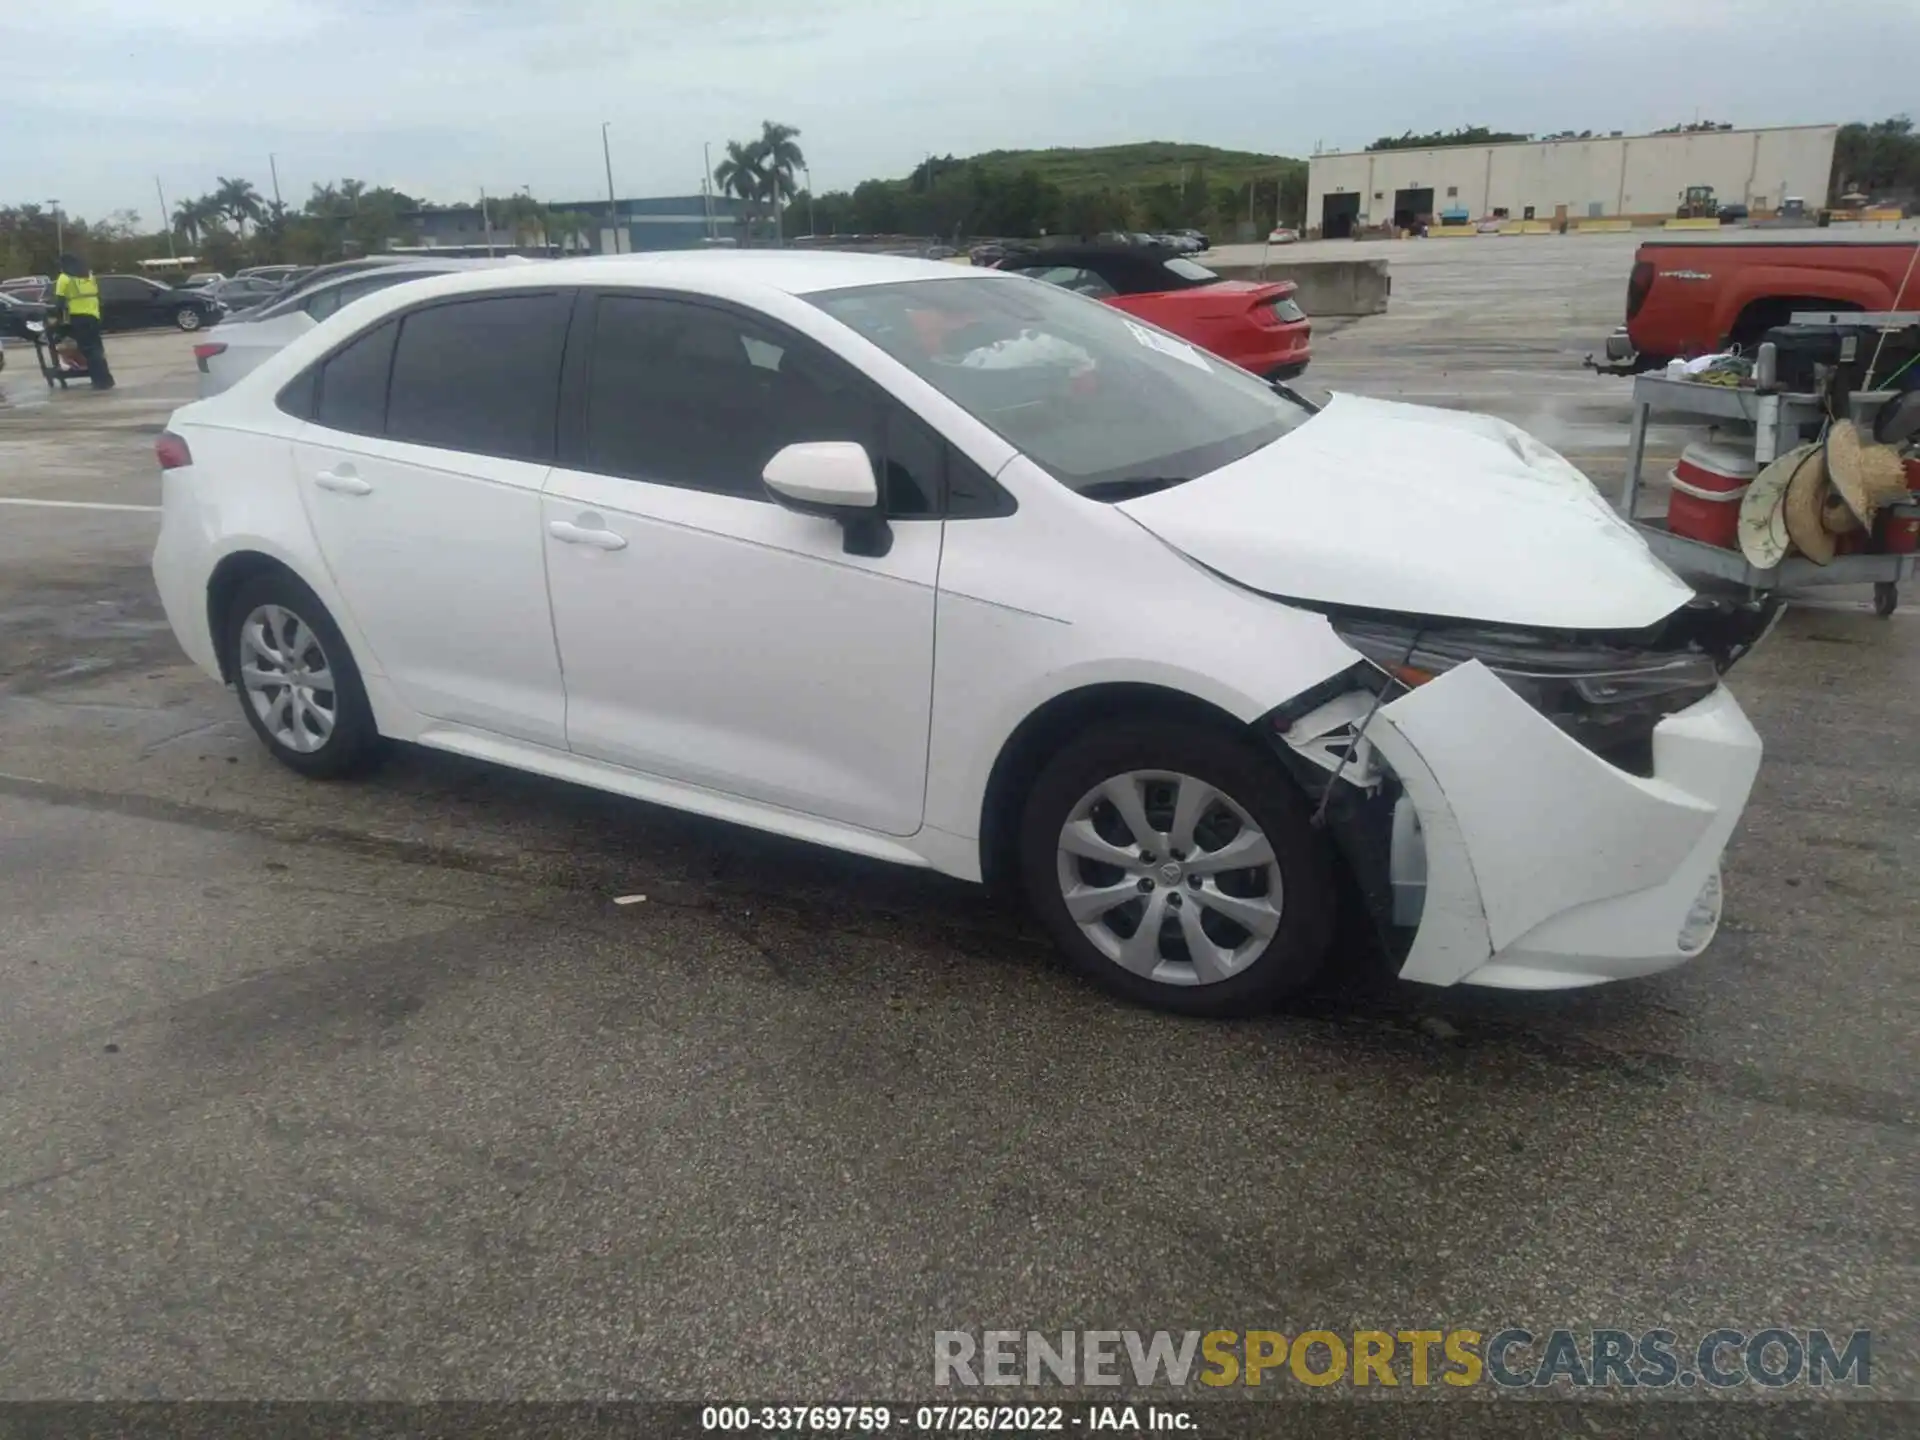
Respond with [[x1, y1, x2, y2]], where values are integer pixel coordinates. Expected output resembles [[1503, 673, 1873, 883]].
[[1826, 420, 1910, 528], [1738, 444, 1814, 568], [1783, 447, 1837, 564]]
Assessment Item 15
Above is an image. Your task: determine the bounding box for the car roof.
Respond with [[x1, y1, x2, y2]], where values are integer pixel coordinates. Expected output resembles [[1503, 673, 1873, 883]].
[[258, 251, 997, 321], [534, 249, 982, 296]]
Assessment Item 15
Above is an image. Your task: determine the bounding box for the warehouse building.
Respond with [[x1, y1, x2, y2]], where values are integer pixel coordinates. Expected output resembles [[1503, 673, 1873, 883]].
[[1305, 124, 1838, 237]]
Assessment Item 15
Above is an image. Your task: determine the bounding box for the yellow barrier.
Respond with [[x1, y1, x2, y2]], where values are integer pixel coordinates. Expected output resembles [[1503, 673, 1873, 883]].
[[1664, 217, 1722, 229], [1863, 208, 1905, 223], [1430, 224, 1481, 237], [1576, 218, 1634, 233]]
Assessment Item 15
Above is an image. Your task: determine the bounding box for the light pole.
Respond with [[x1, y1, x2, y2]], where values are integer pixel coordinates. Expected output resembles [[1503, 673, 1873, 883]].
[[601, 121, 620, 253], [155, 178, 176, 259], [703, 141, 715, 240], [268, 153, 283, 210], [46, 199, 62, 256], [805, 164, 817, 237]]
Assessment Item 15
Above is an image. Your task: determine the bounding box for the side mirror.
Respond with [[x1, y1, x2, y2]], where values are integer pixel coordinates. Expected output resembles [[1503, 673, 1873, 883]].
[[762, 441, 892, 557]]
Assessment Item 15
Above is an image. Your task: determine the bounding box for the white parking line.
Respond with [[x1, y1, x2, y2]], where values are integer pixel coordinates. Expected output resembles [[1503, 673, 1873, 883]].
[[0, 497, 161, 513]]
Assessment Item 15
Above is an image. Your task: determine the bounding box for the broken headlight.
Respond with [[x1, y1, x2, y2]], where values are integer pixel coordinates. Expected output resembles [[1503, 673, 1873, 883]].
[[1331, 619, 1722, 772]]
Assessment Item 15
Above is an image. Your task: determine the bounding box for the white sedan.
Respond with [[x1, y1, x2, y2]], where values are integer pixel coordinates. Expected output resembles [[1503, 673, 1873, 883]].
[[150, 253, 1765, 1014]]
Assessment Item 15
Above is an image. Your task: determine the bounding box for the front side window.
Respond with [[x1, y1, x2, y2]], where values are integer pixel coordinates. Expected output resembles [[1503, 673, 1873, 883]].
[[582, 295, 883, 502], [385, 293, 567, 462], [810, 276, 1312, 496]]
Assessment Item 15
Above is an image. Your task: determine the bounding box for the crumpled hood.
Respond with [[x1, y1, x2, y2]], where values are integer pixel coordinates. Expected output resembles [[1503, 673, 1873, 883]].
[[1119, 392, 1695, 630]]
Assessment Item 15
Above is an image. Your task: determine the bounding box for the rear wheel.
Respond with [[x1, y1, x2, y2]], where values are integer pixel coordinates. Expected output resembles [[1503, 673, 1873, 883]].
[[1018, 720, 1335, 1016], [224, 571, 382, 778]]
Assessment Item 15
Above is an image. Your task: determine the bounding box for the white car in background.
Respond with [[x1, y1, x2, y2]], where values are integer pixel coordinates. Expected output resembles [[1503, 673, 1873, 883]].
[[151, 254, 1767, 1014], [194, 257, 528, 397]]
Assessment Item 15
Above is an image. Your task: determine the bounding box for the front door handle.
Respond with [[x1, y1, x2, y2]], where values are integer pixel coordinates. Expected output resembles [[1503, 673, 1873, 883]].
[[315, 467, 372, 496], [548, 518, 628, 551]]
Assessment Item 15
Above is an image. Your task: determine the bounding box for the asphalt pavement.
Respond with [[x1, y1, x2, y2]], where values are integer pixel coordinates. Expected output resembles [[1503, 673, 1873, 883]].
[[0, 245, 1914, 1412]]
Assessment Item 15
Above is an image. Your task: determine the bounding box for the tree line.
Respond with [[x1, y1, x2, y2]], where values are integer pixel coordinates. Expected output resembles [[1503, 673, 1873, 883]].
[[783, 151, 1307, 242], [2, 179, 599, 280]]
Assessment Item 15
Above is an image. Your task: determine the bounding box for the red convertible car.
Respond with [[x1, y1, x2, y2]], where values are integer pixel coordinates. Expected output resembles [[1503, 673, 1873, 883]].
[[996, 244, 1311, 379]]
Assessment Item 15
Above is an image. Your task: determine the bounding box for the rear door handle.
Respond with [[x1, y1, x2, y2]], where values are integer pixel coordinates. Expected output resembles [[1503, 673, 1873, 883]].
[[315, 467, 372, 496], [548, 518, 628, 551]]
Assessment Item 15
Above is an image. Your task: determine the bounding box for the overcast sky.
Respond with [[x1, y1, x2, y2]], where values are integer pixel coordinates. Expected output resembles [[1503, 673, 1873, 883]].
[[6, 0, 1914, 222]]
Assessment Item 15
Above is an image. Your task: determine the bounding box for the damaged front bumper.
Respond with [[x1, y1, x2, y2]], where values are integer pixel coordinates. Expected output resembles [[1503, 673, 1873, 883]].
[[1281, 661, 1762, 990]]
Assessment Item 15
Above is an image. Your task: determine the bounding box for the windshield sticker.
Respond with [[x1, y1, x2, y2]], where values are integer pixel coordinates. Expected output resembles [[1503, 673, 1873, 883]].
[[1124, 319, 1211, 372]]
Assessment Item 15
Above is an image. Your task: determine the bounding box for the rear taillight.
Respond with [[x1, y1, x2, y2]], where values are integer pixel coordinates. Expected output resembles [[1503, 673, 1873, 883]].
[[155, 432, 193, 470], [1626, 259, 1655, 321], [192, 341, 227, 373], [1271, 296, 1306, 323]]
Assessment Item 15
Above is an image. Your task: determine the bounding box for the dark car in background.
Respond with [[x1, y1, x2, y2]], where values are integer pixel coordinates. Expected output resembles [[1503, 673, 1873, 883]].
[[236, 263, 311, 287], [204, 276, 287, 313], [0, 288, 51, 340], [94, 274, 226, 332]]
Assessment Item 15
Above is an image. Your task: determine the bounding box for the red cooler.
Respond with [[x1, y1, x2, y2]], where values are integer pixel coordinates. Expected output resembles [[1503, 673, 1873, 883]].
[[1882, 454, 1920, 555], [1667, 442, 1758, 550]]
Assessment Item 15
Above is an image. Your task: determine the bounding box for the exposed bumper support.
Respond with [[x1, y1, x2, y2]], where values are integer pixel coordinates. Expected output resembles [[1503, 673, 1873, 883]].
[[1292, 663, 1762, 990]]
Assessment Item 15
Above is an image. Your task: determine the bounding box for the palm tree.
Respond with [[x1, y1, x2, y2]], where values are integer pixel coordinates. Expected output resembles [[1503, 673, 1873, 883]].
[[546, 209, 593, 254], [497, 194, 549, 250], [213, 176, 263, 239], [172, 196, 216, 245], [713, 139, 768, 241], [757, 121, 805, 246]]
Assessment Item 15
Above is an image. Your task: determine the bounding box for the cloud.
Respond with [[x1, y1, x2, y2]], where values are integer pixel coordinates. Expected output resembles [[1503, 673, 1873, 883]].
[[8, 0, 1915, 221]]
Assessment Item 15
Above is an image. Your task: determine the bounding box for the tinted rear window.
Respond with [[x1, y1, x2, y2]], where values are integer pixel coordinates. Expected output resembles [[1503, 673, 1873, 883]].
[[385, 294, 568, 462], [314, 320, 397, 435]]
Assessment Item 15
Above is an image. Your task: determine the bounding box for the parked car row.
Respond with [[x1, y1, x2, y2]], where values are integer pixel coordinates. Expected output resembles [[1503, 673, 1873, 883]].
[[0, 273, 225, 332]]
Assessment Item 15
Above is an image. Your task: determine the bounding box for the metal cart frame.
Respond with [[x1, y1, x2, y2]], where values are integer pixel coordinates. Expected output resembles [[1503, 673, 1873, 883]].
[[1616, 373, 1918, 616], [26, 321, 86, 390]]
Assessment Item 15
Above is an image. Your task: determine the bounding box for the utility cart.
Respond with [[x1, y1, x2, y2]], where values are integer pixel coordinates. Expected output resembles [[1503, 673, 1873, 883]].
[[24, 319, 87, 391], [1616, 370, 1919, 617]]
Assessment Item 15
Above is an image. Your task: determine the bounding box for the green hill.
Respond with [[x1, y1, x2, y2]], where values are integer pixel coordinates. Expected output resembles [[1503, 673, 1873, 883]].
[[961, 141, 1303, 190]]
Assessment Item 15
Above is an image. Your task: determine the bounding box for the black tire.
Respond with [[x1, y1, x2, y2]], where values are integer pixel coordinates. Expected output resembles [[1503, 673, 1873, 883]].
[[1018, 719, 1335, 1017], [224, 570, 383, 779], [175, 306, 203, 331]]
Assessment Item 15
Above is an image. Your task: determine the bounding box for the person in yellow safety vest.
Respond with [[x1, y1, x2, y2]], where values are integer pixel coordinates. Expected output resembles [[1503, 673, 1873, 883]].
[[53, 252, 115, 390]]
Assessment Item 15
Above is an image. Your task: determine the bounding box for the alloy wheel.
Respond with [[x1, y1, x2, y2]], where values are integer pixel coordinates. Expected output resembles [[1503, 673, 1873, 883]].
[[177, 308, 202, 331], [1055, 770, 1285, 986], [238, 604, 336, 754]]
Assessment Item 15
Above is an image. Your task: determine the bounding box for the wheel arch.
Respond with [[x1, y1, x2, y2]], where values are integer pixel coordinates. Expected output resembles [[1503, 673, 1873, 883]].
[[1724, 289, 1868, 348], [205, 549, 314, 682], [975, 682, 1260, 894]]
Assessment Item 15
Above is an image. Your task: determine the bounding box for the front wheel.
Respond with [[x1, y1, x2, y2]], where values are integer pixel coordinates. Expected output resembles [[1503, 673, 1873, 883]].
[[175, 306, 204, 331], [225, 571, 383, 778], [1018, 720, 1335, 1016]]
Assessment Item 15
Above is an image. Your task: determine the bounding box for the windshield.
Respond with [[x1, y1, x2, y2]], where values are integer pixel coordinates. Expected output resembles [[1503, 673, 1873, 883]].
[[810, 276, 1312, 494]]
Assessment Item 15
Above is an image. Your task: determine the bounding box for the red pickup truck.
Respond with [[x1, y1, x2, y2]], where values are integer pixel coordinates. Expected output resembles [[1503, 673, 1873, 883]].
[[1598, 239, 1919, 370]]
